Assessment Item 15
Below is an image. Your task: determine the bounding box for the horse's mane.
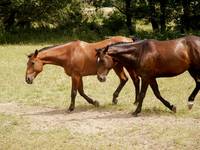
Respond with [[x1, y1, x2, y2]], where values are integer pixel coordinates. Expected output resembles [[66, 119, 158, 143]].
[[108, 41, 133, 47], [28, 45, 58, 57], [38, 45, 59, 52], [96, 38, 143, 53], [109, 39, 146, 48]]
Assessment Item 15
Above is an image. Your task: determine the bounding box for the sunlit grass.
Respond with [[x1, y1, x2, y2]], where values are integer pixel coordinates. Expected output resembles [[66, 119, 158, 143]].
[[1, 44, 200, 149]]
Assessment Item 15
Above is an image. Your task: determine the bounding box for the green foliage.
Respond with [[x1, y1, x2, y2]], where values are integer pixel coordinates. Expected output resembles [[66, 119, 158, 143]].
[[0, 0, 200, 42], [102, 11, 127, 35], [0, 0, 73, 30], [0, 28, 103, 44]]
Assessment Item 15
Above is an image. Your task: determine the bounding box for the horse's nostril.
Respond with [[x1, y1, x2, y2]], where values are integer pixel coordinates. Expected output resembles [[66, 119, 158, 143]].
[[97, 75, 106, 82], [26, 77, 32, 84], [101, 77, 106, 82]]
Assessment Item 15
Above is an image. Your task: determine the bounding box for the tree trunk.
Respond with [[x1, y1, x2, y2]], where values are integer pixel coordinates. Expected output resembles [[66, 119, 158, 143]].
[[148, 0, 159, 32], [182, 0, 191, 32], [4, 11, 16, 31], [125, 0, 134, 34], [160, 0, 167, 32]]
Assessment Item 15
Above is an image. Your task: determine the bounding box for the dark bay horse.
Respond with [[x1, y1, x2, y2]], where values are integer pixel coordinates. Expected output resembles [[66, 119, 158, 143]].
[[25, 36, 139, 111], [96, 35, 200, 116]]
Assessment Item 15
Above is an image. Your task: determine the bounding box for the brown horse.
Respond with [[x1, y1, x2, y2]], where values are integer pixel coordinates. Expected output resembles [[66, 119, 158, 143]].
[[25, 36, 139, 111], [96, 35, 200, 116]]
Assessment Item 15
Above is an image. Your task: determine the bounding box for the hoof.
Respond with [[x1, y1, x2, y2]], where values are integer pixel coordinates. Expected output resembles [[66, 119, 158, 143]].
[[67, 108, 74, 113], [172, 105, 176, 113], [67, 106, 74, 112], [94, 101, 100, 107], [112, 99, 118, 105], [188, 101, 194, 110], [132, 112, 139, 117]]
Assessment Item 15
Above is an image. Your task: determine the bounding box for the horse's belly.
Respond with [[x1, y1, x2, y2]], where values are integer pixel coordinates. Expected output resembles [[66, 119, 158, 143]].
[[155, 66, 188, 77]]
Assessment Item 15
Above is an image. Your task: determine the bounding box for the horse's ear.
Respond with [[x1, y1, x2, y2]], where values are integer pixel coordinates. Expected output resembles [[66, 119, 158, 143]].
[[26, 54, 31, 58], [103, 46, 109, 54], [131, 37, 140, 42], [34, 49, 38, 57], [95, 47, 108, 56], [95, 48, 101, 53]]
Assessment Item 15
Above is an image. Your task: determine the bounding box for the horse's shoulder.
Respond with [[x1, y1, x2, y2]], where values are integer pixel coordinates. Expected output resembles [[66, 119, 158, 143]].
[[72, 40, 88, 45], [70, 40, 88, 50], [110, 36, 132, 41]]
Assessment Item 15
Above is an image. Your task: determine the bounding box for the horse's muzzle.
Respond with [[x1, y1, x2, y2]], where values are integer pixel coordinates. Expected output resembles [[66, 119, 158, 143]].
[[26, 76, 33, 84], [97, 75, 106, 82]]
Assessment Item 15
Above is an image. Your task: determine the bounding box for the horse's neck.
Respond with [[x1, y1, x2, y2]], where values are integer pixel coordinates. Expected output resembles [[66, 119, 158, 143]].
[[39, 46, 69, 66], [114, 49, 141, 69]]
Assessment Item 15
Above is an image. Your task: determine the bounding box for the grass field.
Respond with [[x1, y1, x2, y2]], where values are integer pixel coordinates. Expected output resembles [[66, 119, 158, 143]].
[[0, 44, 200, 149]]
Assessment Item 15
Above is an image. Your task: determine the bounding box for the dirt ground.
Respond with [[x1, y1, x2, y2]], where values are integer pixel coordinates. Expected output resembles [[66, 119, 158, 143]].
[[1, 102, 200, 149]]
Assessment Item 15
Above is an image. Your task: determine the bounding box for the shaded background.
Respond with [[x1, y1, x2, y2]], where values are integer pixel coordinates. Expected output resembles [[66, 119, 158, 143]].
[[0, 0, 199, 44]]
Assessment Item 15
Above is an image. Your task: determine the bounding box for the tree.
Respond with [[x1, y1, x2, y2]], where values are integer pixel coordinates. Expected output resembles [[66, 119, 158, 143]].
[[125, 0, 134, 34], [181, 0, 191, 32], [148, 0, 159, 32], [0, 0, 74, 31], [159, 0, 167, 32]]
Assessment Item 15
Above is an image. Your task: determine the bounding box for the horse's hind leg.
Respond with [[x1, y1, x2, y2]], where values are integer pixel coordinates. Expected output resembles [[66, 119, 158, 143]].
[[68, 75, 99, 111], [188, 70, 200, 109], [150, 78, 176, 112], [77, 76, 99, 107], [68, 76, 79, 111], [112, 65, 128, 104]]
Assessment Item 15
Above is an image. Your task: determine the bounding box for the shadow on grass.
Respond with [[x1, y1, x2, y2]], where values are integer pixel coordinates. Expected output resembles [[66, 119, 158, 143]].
[[22, 103, 176, 120]]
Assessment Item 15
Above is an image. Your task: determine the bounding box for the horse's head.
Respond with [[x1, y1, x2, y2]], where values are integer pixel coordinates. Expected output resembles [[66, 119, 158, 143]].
[[25, 50, 43, 84], [96, 42, 139, 82], [96, 46, 114, 82]]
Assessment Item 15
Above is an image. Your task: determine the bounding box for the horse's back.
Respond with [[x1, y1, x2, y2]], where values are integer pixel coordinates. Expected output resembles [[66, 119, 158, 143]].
[[186, 35, 200, 48], [138, 38, 191, 76]]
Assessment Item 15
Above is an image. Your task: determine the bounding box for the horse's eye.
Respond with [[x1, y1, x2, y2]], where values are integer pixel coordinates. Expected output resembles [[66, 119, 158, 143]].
[[31, 62, 35, 65]]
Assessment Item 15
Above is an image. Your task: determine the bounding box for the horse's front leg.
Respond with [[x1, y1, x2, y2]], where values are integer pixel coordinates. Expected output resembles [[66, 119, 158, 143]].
[[112, 65, 128, 104], [132, 78, 149, 116], [127, 68, 140, 105]]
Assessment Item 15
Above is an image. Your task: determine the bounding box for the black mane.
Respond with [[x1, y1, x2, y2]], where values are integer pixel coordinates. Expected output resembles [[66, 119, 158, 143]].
[[108, 41, 133, 47], [108, 39, 146, 48], [28, 45, 58, 57]]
